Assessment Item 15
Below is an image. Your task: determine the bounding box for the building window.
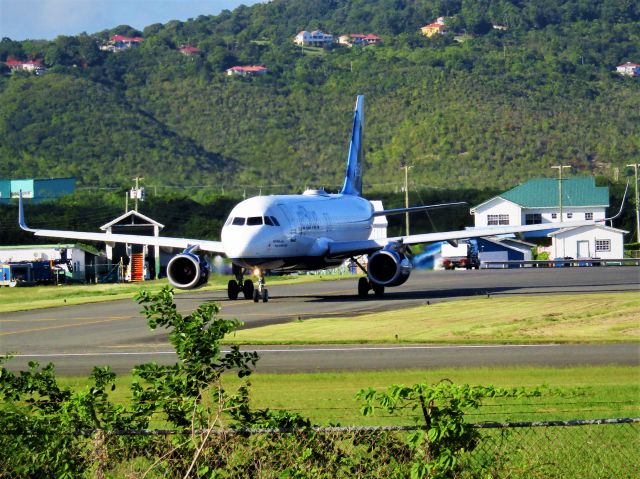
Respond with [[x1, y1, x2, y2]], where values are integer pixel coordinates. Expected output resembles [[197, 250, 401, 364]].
[[487, 214, 509, 226], [595, 239, 610, 252], [567, 213, 573, 219], [585, 212, 593, 220], [525, 213, 542, 225]]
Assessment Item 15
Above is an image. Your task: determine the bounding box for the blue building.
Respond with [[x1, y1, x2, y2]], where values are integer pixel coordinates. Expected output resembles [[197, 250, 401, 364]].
[[0, 177, 76, 204]]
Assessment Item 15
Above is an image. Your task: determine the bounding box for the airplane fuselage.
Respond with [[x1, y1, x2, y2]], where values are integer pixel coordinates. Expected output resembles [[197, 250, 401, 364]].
[[221, 190, 374, 271]]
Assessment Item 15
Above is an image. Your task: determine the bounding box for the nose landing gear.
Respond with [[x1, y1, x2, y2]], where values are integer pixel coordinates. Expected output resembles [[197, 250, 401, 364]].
[[252, 269, 269, 303]]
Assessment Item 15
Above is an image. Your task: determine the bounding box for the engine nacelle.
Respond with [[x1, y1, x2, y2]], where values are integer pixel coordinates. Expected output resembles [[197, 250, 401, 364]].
[[167, 253, 210, 290], [367, 245, 412, 287]]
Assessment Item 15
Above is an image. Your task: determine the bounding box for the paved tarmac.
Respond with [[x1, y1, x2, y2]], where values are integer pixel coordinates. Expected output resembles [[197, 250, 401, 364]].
[[1, 267, 639, 375]]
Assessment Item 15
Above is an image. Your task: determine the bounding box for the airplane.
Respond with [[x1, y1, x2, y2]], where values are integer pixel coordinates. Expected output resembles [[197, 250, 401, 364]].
[[19, 95, 594, 303]]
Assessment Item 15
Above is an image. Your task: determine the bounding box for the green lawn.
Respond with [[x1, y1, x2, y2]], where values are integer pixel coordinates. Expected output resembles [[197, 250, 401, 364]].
[[225, 292, 640, 344], [56, 366, 640, 426]]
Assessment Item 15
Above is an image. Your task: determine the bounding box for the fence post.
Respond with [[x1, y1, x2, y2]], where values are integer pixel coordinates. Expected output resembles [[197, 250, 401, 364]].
[[93, 429, 107, 479]]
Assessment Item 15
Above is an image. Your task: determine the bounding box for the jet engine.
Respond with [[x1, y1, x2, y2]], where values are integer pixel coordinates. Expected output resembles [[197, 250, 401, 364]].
[[167, 252, 210, 289], [367, 243, 412, 287]]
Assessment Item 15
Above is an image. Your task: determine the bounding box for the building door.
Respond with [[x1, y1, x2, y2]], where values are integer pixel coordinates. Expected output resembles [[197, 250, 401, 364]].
[[576, 240, 590, 258]]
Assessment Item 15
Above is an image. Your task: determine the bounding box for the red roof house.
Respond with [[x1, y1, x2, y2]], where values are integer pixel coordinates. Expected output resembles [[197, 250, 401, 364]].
[[225, 65, 268, 77], [178, 46, 202, 55], [4, 57, 46, 73], [616, 62, 640, 77]]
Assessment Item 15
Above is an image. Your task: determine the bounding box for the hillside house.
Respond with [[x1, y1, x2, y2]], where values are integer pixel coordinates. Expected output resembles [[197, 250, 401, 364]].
[[100, 35, 144, 52], [294, 30, 333, 47], [4, 58, 46, 75], [421, 17, 448, 37], [338, 34, 382, 47], [226, 65, 268, 77], [470, 177, 608, 230], [616, 62, 640, 77], [178, 46, 201, 55]]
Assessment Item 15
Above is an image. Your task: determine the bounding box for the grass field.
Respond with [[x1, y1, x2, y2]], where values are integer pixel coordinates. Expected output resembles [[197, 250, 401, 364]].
[[225, 291, 640, 344], [56, 365, 640, 426]]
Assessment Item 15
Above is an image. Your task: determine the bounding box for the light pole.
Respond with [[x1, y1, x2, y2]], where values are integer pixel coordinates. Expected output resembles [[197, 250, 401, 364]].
[[551, 165, 571, 258], [402, 164, 413, 236], [627, 163, 640, 244]]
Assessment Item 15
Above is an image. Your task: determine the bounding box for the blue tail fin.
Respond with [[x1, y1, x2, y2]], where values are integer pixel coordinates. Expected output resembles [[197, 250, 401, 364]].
[[340, 95, 364, 196]]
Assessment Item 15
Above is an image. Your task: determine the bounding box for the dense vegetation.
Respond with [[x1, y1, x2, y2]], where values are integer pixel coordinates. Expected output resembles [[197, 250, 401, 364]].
[[0, 0, 638, 192]]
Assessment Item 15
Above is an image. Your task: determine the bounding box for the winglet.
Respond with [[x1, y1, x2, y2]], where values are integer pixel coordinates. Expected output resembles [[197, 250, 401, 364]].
[[340, 95, 364, 196], [18, 190, 34, 232]]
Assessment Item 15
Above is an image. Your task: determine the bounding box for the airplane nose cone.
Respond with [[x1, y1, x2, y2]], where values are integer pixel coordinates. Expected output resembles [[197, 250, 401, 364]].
[[222, 226, 268, 259]]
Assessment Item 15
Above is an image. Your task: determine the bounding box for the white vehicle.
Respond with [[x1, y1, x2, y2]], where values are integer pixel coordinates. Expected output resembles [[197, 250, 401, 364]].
[[19, 95, 593, 302]]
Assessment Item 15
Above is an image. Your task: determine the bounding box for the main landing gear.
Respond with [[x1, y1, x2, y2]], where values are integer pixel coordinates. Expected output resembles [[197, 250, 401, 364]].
[[352, 258, 384, 299], [227, 264, 268, 302]]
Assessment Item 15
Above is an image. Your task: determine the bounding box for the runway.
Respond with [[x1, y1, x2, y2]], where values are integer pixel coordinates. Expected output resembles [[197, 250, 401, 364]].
[[2, 267, 639, 375]]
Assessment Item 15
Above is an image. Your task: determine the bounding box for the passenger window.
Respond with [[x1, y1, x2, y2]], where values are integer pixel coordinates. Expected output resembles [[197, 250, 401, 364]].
[[247, 216, 263, 226], [232, 217, 245, 226], [270, 216, 280, 226], [264, 216, 274, 226]]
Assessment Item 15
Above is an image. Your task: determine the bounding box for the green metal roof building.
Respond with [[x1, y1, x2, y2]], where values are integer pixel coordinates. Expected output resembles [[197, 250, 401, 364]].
[[471, 176, 610, 229], [500, 177, 609, 208], [0, 177, 76, 204]]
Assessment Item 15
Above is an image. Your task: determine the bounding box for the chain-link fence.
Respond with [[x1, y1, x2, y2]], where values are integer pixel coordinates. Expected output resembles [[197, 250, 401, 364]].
[[465, 418, 640, 479], [4, 417, 627, 479]]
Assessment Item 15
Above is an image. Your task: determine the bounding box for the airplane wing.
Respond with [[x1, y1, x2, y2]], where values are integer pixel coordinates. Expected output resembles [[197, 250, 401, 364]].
[[327, 220, 596, 258], [372, 202, 466, 217], [18, 193, 226, 254]]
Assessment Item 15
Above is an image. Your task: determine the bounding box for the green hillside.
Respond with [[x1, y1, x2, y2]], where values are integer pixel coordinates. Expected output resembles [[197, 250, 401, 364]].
[[0, 0, 639, 191]]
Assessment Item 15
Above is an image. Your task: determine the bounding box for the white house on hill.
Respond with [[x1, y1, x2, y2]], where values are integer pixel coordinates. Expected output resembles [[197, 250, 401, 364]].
[[294, 30, 333, 47]]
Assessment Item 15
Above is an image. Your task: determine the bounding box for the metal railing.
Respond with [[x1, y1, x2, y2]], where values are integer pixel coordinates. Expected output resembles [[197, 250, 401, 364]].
[[481, 258, 640, 268]]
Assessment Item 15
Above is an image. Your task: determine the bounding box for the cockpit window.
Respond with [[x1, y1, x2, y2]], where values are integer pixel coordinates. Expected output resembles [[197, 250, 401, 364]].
[[264, 216, 274, 226], [232, 217, 245, 226], [224, 217, 233, 226], [270, 216, 280, 226], [247, 216, 263, 226]]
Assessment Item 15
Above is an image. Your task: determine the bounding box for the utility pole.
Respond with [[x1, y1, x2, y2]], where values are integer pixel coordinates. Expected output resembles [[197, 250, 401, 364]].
[[551, 165, 571, 222], [402, 164, 413, 236], [627, 163, 640, 244], [132, 176, 144, 212], [551, 165, 571, 258]]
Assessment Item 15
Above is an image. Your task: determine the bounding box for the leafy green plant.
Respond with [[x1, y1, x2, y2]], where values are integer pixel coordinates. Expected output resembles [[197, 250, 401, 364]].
[[0, 359, 146, 478], [357, 379, 544, 479]]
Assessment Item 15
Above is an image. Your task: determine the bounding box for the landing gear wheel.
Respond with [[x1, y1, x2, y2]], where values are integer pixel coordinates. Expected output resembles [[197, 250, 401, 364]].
[[262, 289, 269, 303], [253, 289, 260, 303], [242, 279, 254, 299], [358, 277, 370, 298], [372, 283, 385, 298], [227, 280, 239, 300]]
